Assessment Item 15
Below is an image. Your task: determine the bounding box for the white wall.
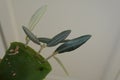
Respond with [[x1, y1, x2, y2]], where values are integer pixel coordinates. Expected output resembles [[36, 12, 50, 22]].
[[0, 0, 120, 80], [0, 34, 5, 58]]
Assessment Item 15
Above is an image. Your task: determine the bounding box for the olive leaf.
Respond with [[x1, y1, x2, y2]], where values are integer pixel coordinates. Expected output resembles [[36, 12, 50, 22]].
[[22, 26, 40, 45], [53, 56, 69, 76], [38, 37, 51, 44], [38, 37, 70, 44], [28, 5, 47, 31], [55, 35, 91, 53], [47, 30, 71, 47]]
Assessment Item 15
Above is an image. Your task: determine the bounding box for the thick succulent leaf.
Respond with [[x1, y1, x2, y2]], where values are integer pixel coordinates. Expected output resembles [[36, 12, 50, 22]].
[[47, 30, 71, 47], [55, 35, 91, 53], [38, 37, 70, 44], [28, 5, 47, 31], [22, 26, 40, 45], [0, 42, 51, 80]]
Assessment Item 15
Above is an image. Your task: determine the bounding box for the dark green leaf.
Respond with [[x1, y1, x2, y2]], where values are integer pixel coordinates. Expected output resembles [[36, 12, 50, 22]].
[[55, 35, 91, 53], [38, 38, 51, 44], [22, 26, 40, 45], [47, 30, 71, 47], [38, 37, 70, 44], [61, 39, 70, 43]]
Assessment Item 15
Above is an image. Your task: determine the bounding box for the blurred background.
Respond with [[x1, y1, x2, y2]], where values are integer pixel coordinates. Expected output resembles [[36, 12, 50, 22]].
[[0, 0, 120, 80]]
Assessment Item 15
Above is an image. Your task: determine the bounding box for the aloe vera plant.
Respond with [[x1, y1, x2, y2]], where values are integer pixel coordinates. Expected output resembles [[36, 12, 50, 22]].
[[0, 5, 91, 80]]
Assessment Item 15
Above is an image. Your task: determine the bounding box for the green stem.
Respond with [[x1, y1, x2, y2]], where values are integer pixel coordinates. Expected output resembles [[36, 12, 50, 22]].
[[25, 37, 30, 46], [38, 44, 46, 53], [46, 52, 57, 60]]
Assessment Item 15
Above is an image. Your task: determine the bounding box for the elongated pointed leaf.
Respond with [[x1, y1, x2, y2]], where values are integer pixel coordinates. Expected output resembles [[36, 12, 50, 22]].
[[55, 35, 91, 53], [28, 5, 47, 31], [47, 30, 71, 47], [38, 37, 70, 44], [22, 26, 40, 45], [38, 37, 51, 44], [53, 56, 69, 76]]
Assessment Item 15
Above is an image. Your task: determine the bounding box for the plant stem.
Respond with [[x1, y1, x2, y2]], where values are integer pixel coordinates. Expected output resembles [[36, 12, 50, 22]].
[[38, 44, 46, 53], [46, 52, 57, 60], [25, 37, 30, 47]]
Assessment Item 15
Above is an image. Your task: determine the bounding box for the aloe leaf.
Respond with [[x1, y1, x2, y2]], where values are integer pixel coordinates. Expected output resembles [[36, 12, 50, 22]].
[[38, 37, 70, 44], [55, 35, 91, 53], [47, 30, 71, 47], [53, 56, 69, 76], [22, 26, 40, 45], [28, 5, 47, 31]]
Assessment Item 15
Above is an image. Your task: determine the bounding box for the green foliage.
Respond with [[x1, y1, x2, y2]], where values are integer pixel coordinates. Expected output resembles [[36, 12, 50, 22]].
[[22, 26, 40, 45], [47, 30, 71, 47], [55, 35, 91, 53], [38, 37, 51, 44], [0, 5, 91, 80], [38, 37, 70, 44]]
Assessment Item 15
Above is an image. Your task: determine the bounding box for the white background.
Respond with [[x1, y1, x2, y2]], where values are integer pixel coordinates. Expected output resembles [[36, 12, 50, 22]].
[[0, 0, 120, 80]]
